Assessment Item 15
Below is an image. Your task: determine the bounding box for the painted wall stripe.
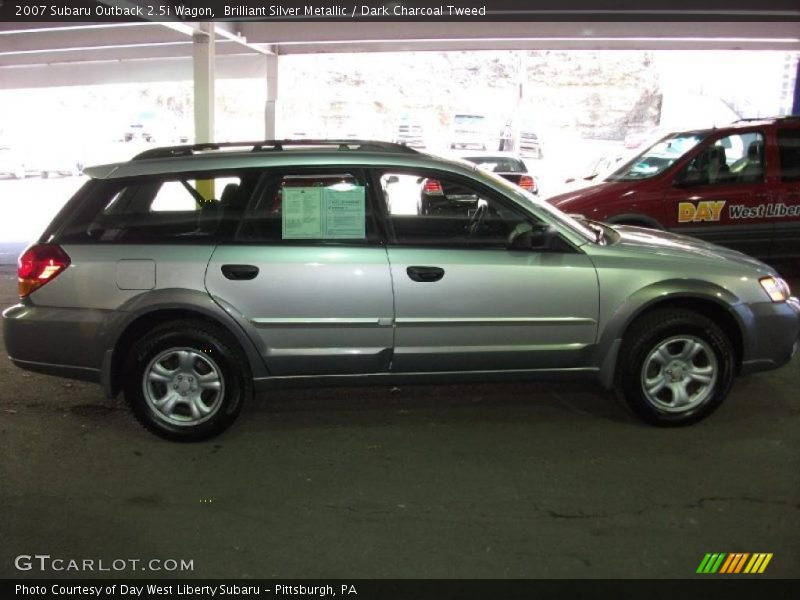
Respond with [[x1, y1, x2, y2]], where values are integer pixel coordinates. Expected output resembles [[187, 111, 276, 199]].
[[719, 554, 735, 573], [700, 552, 771, 574], [758, 553, 773, 574], [734, 553, 749, 573], [744, 554, 760, 573], [710, 553, 726, 573], [697, 553, 713, 573], [750, 554, 766, 573]]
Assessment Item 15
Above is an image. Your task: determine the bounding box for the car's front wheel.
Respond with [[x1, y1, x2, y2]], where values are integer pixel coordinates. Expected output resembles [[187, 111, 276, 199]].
[[123, 320, 252, 441], [617, 309, 735, 425]]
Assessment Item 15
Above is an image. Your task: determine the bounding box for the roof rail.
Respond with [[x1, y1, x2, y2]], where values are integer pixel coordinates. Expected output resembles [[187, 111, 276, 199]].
[[132, 139, 418, 160]]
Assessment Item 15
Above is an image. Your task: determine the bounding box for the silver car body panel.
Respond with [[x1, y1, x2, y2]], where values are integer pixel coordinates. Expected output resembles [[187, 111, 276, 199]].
[[386, 247, 599, 372], [205, 244, 394, 375]]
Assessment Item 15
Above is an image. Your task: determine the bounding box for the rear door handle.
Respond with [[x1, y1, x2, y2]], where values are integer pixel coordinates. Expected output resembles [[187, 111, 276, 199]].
[[406, 266, 445, 283], [221, 264, 259, 281]]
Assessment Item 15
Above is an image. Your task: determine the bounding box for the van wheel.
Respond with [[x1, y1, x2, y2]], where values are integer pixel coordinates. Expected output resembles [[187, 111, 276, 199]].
[[123, 320, 252, 441], [616, 309, 734, 426]]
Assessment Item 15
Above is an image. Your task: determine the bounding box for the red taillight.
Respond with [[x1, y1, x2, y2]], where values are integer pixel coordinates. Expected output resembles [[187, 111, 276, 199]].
[[519, 175, 536, 193], [423, 179, 444, 195], [18, 244, 71, 298]]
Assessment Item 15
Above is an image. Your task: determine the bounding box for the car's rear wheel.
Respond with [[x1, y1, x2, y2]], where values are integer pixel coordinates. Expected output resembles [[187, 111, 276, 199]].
[[616, 309, 735, 425], [123, 320, 251, 441]]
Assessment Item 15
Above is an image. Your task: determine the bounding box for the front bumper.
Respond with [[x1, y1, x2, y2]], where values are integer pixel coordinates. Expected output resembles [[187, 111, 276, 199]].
[[740, 296, 800, 375]]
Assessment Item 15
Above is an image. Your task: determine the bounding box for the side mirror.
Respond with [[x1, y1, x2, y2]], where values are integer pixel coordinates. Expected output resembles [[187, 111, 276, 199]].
[[530, 224, 559, 250], [386, 175, 399, 185], [508, 222, 559, 251]]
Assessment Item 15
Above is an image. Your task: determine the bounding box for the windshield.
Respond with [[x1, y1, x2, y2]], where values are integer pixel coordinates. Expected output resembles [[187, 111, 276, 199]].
[[607, 132, 707, 181], [476, 168, 597, 243]]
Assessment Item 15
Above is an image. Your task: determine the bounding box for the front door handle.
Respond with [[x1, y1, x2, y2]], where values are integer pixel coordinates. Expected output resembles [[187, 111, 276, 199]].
[[221, 264, 259, 281], [407, 266, 445, 283]]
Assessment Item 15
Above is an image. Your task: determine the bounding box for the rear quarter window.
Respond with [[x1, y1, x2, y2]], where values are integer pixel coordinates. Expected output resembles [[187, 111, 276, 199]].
[[54, 173, 253, 244]]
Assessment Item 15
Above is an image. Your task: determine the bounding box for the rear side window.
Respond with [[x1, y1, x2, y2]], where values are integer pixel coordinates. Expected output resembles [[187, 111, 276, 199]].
[[55, 173, 251, 243], [777, 128, 800, 181], [237, 170, 379, 243]]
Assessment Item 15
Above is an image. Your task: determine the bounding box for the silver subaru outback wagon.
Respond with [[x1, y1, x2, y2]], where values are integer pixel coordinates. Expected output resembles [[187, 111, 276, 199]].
[[3, 140, 799, 440]]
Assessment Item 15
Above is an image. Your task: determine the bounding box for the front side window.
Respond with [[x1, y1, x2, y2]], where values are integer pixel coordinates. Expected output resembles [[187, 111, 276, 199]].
[[675, 132, 765, 187], [380, 171, 533, 246], [237, 170, 377, 243], [777, 128, 800, 181]]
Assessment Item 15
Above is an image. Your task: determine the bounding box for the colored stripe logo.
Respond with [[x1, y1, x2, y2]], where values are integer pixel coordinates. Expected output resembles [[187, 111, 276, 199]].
[[697, 553, 773, 574]]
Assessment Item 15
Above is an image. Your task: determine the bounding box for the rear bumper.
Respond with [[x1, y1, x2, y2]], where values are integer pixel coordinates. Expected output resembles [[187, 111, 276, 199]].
[[740, 296, 800, 374], [2, 303, 107, 381], [8, 357, 101, 383]]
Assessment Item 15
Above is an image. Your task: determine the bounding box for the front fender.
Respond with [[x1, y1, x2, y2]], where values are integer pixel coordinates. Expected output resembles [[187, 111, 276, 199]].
[[593, 279, 751, 389]]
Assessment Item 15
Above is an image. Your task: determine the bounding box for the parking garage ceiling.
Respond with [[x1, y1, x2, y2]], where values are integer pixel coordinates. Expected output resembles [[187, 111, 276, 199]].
[[0, 2, 798, 88]]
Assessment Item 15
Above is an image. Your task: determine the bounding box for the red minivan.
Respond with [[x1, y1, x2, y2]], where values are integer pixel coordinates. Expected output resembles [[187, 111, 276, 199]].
[[547, 117, 800, 258]]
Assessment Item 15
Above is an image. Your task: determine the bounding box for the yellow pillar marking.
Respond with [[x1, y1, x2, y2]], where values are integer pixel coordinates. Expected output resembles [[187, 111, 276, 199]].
[[196, 179, 215, 202]]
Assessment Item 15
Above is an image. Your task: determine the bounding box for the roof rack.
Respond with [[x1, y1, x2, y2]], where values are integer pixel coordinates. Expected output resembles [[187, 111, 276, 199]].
[[132, 139, 418, 160]]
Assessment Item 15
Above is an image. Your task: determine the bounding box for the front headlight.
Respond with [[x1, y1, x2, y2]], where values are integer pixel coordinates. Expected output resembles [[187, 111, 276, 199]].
[[759, 276, 791, 302]]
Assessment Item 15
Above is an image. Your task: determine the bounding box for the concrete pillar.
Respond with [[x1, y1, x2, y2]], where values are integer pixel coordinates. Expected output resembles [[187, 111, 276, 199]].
[[265, 53, 278, 139], [193, 23, 215, 200], [193, 22, 215, 145]]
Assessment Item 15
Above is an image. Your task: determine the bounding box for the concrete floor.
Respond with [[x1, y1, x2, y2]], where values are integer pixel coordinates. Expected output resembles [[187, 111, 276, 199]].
[[1, 261, 798, 580]]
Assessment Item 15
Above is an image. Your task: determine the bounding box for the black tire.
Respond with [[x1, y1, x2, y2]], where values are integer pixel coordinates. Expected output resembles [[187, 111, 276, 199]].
[[616, 309, 735, 426], [419, 197, 430, 215], [123, 320, 252, 441]]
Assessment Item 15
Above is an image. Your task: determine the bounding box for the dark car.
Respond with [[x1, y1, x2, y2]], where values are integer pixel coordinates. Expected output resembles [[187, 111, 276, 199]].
[[420, 153, 538, 215], [460, 153, 537, 194], [547, 117, 800, 259]]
